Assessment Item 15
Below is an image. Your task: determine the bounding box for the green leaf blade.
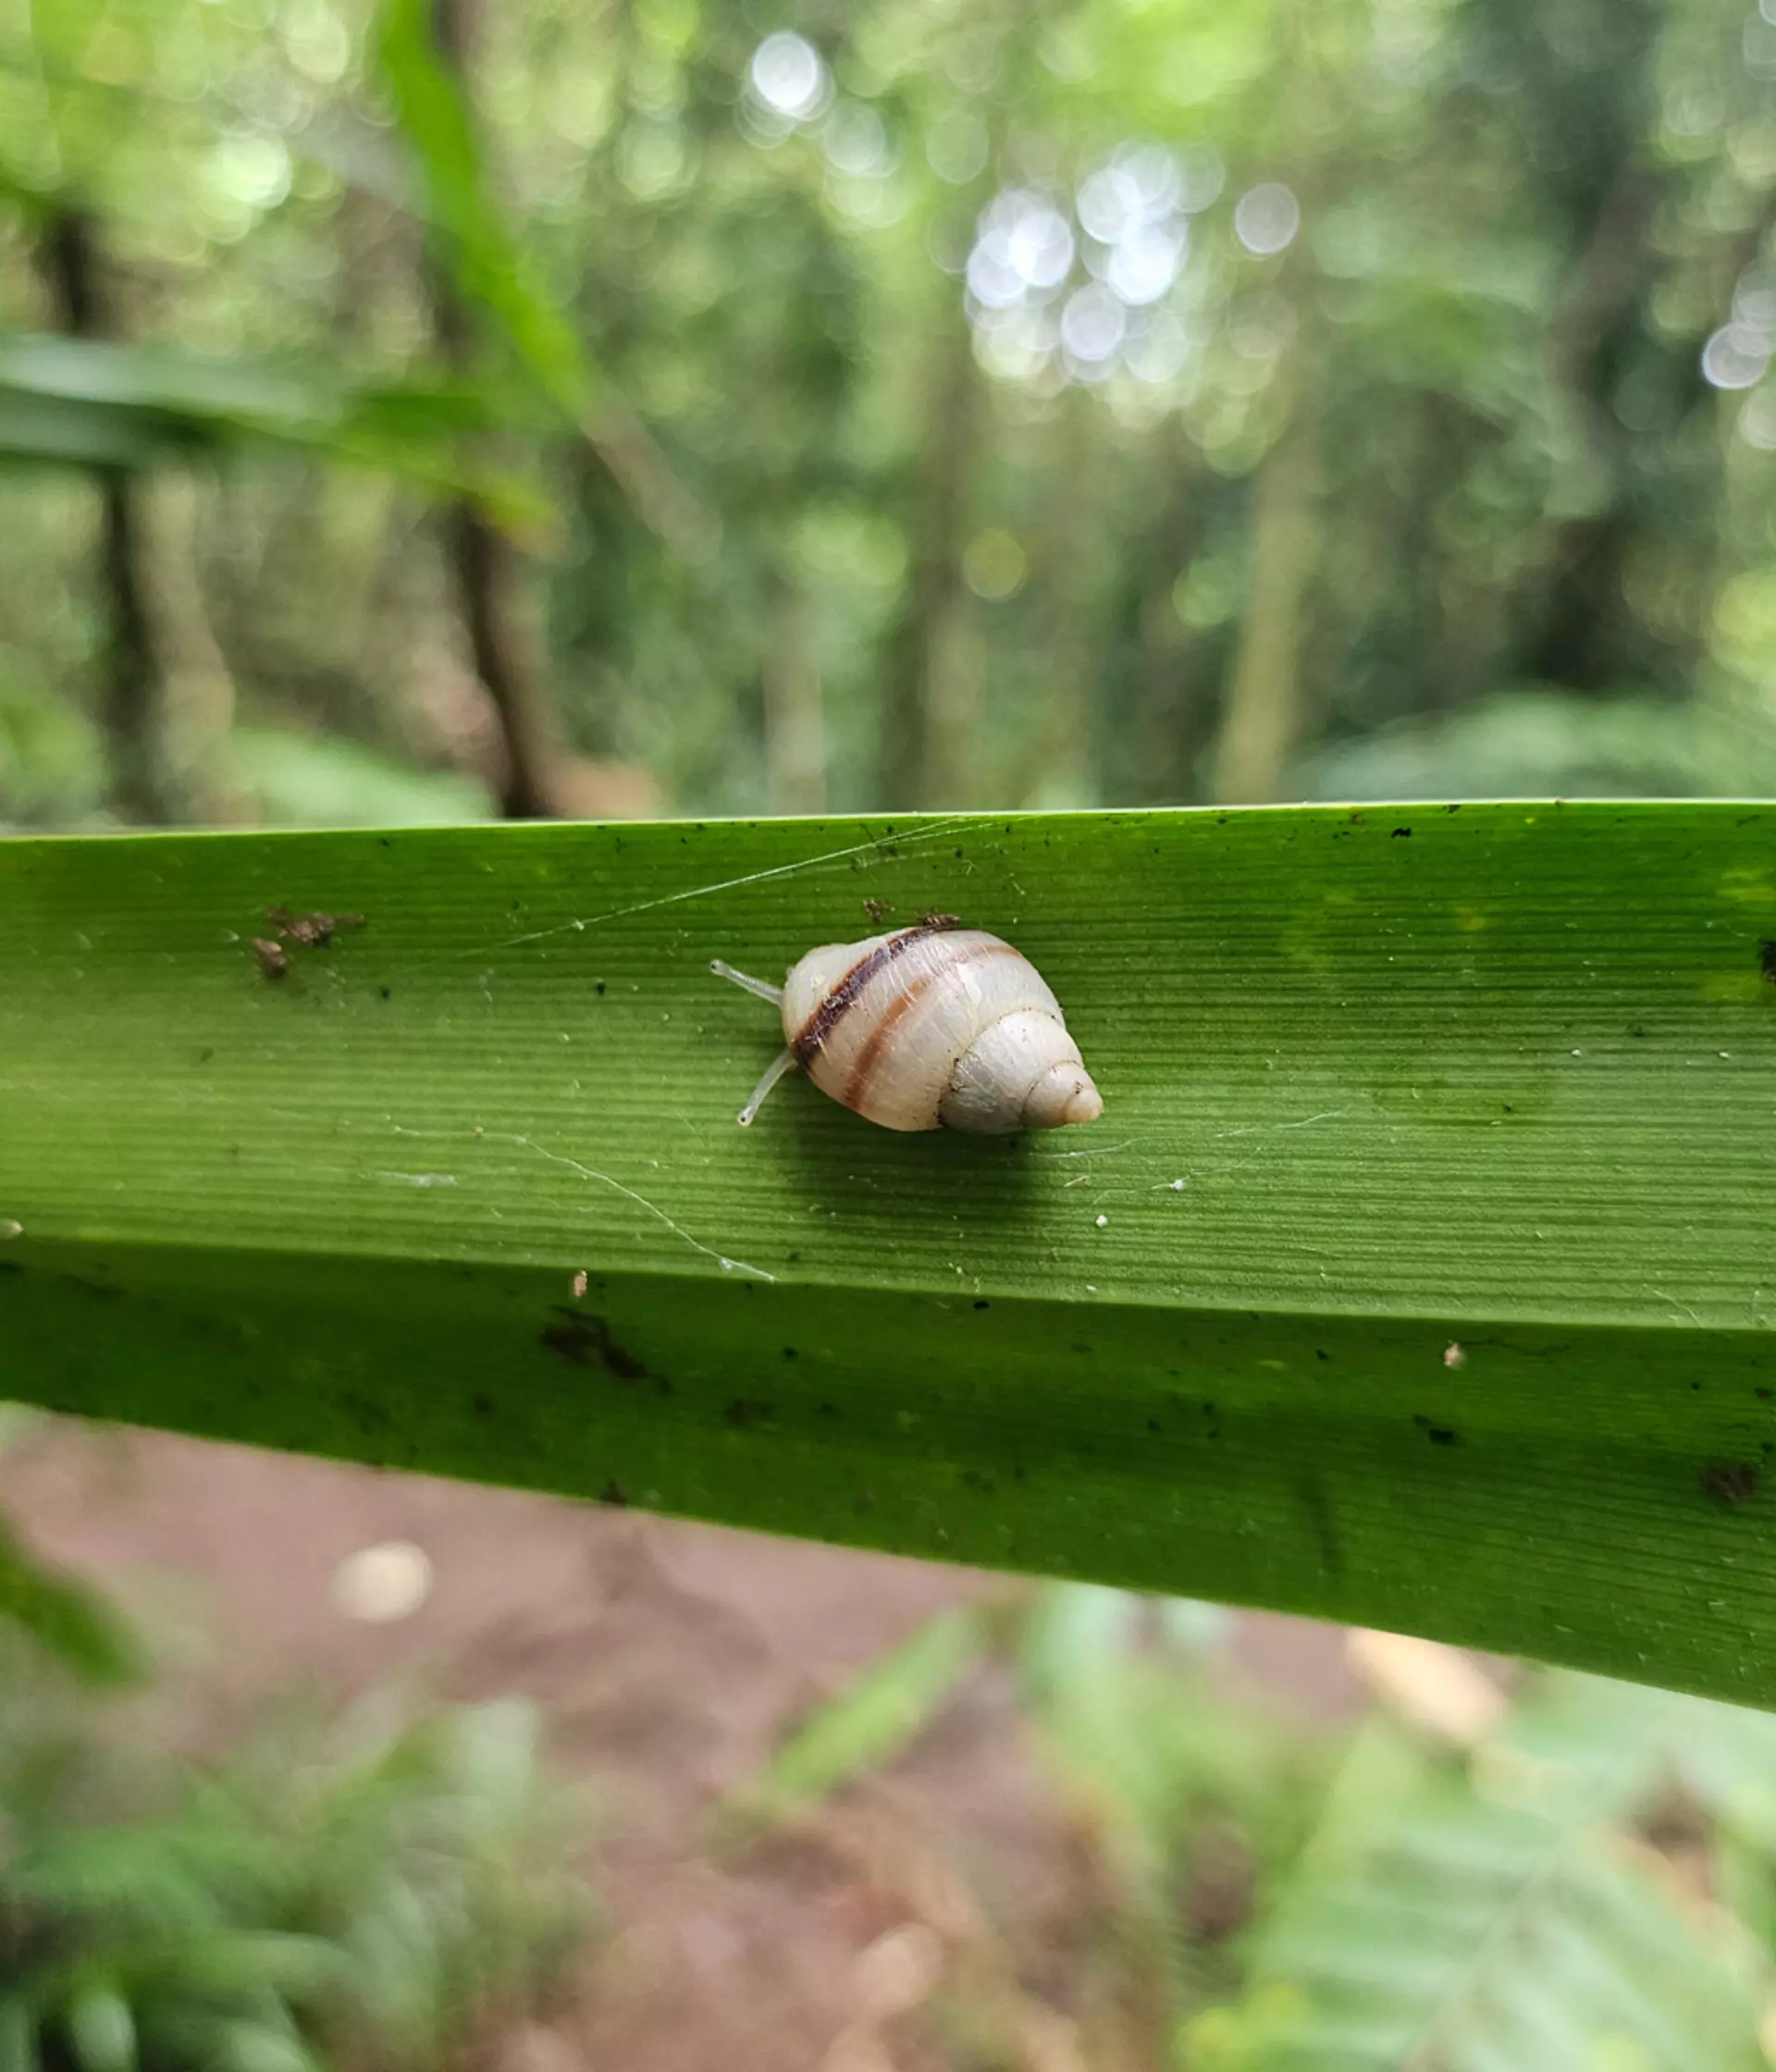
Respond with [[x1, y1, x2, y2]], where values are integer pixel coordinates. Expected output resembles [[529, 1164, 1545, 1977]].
[[2, 805, 1774, 1704]]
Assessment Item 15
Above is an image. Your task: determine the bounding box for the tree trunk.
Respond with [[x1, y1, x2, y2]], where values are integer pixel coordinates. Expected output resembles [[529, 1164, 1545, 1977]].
[[762, 574, 825, 815], [1129, 450, 1215, 804], [1526, 169, 1656, 690], [1207, 412, 1324, 806], [428, 0, 562, 820], [439, 504, 561, 818], [140, 471, 249, 824], [40, 210, 164, 824], [877, 307, 980, 810], [1023, 391, 1100, 807]]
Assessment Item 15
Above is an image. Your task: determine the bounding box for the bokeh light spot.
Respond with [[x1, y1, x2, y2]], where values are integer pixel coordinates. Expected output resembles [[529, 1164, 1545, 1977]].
[[967, 228, 1025, 310], [1703, 325, 1770, 390], [749, 31, 826, 120], [1177, 142, 1226, 213], [964, 528, 1028, 600], [1107, 222, 1185, 304], [825, 102, 893, 179], [1233, 181, 1301, 255], [927, 110, 989, 185], [1007, 204, 1075, 289], [1739, 387, 1776, 447], [204, 134, 292, 212], [1061, 282, 1128, 363], [1123, 309, 1193, 386], [331, 1541, 434, 1624]]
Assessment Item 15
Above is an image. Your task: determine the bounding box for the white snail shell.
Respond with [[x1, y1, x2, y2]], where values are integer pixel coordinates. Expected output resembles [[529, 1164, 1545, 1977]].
[[717, 917, 1104, 1134]]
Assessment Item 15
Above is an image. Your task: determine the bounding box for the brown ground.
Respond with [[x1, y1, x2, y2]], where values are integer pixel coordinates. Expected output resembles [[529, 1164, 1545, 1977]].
[[0, 1422, 1358, 2072]]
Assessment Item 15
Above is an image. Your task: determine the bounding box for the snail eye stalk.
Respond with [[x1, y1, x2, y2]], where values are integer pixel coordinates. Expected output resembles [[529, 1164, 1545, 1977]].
[[710, 958, 784, 1007], [737, 1047, 798, 1127]]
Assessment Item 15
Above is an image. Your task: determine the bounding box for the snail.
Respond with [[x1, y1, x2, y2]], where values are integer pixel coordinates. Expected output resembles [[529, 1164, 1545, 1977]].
[[711, 914, 1104, 1133]]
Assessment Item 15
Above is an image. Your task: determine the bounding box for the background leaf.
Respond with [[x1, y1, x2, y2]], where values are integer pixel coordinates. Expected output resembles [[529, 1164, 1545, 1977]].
[[717, 1607, 984, 1832], [0, 333, 540, 523], [1190, 1678, 1776, 2071], [373, 0, 597, 426]]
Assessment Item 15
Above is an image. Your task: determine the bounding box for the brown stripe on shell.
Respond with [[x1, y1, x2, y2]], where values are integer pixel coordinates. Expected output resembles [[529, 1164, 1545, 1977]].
[[842, 940, 1024, 1114], [791, 917, 958, 1067]]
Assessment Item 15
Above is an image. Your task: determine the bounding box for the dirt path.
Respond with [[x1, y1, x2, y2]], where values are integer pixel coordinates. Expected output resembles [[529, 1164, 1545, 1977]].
[[0, 1422, 1355, 2070]]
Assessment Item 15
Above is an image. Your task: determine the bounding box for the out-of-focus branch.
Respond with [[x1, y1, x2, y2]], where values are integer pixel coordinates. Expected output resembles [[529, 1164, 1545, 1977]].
[[426, 0, 561, 820], [878, 303, 980, 810], [579, 393, 720, 568], [39, 209, 163, 823], [382, 0, 717, 574], [762, 569, 824, 814], [438, 499, 557, 818], [1207, 406, 1324, 806]]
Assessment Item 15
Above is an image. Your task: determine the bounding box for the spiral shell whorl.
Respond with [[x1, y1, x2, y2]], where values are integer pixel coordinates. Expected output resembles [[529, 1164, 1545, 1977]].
[[779, 922, 1100, 1133]]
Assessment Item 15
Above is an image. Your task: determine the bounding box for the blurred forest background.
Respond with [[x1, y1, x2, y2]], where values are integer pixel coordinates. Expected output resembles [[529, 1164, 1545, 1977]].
[[8, 0, 1776, 830]]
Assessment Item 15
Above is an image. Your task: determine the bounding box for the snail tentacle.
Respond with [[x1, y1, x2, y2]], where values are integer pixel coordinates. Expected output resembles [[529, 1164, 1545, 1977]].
[[737, 1046, 798, 1126], [711, 958, 784, 1006]]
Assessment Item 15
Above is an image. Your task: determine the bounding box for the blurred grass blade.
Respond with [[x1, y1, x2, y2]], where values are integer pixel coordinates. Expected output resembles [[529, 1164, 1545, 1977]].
[[0, 2000, 39, 2072], [62, 1984, 135, 2072], [3, 805, 1775, 1704], [1017, 1585, 1145, 1705], [0, 332, 543, 523], [0, 1512, 143, 1686], [370, 0, 712, 555], [717, 1609, 984, 1832], [374, 0, 594, 421]]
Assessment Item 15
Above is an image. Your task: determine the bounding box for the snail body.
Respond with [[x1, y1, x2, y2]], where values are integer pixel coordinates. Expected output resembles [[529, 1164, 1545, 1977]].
[[712, 917, 1103, 1134]]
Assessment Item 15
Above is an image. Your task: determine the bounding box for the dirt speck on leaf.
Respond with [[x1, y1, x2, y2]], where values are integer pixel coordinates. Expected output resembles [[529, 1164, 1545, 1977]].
[[540, 1311, 652, 1386], [1703, 1460, 1761, 1506], [265, 906, 366, 948]]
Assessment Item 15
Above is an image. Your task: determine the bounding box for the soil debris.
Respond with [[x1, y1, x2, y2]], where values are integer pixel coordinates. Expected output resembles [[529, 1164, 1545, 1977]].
[[1702, 1460, 1760, 1506], [265, 906, 366, 948]]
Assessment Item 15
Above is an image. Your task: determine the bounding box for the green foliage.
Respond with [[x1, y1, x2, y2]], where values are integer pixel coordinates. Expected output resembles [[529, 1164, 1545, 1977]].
[[0, 333, 538, 520], [229, 726, 491, 829], [1190, 1681, 1776, 2071], [0, 671, 100, 829], [0, 1511, 143, 1689], [717, 1607, 984, 1832], [0, 1411, 142, 1686], [1006, 1586, 1324, 2029], [10, 0, 1776, 814], [1015, 1588, 1313, 1898], [0, 1409, 591, 2070], [0, 1665, 592, 2072], [1304, 689, 1776, 805], [373, 0, 598, 426], [724, 1590, 1776, 2072]]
